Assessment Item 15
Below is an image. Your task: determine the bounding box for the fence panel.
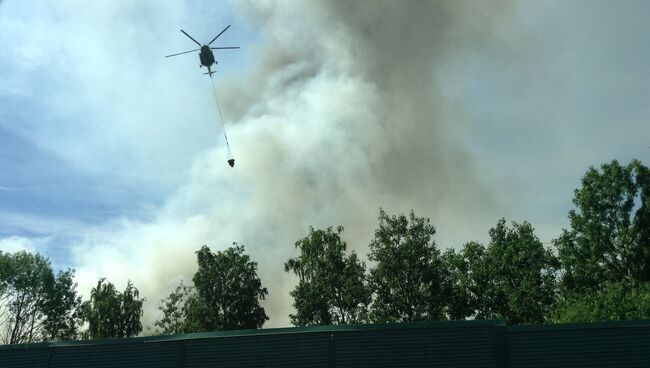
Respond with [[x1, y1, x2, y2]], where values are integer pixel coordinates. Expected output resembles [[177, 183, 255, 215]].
[[183, 331, 331, 368], [507, 322, 650, 368], [333, 324, 501, 368]]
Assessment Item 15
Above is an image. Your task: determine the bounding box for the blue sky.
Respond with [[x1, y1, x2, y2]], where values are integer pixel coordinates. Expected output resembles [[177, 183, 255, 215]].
[[0, 0, 252, 264], [1, 1, 649, 327]]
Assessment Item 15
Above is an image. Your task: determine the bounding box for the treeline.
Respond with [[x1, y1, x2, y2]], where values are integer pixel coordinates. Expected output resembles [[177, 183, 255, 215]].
[[156, 159, 650, 331], [1, 159, 648, 344], [0, 253, 144, 344]]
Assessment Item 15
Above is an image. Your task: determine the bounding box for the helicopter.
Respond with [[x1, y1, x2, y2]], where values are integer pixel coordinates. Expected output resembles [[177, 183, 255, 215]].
[[165, 25, 239, 76]]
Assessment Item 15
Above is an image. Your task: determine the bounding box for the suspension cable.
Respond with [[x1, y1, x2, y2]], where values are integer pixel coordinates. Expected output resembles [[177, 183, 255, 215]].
[[210, 75, 233, 161]]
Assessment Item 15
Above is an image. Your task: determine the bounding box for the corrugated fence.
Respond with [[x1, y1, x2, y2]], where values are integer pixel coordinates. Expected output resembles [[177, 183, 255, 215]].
[[0, 320, 648, 367]]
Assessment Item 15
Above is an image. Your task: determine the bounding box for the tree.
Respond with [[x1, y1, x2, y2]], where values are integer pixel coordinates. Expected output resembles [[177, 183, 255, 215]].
[[485, 219, 559, 324], [553, 160, 650, 322], [0, 251, 11, 337], [0, 251, 51, 344], [82, 279, 144, 339], [155, 281, 193, 335], [155, 245, 269, 334], [0, 251, 82, 344], [555, 160, 650, 292], [285, 226, 370, 326], [443, 242, 493, 320], [189, 244, 268, 331], [368, 209, 447, 322], [41, 269, 83, 341], [154, 281, 215, 335], [444, 220, 558, 324], [553, 279, 650, 323]]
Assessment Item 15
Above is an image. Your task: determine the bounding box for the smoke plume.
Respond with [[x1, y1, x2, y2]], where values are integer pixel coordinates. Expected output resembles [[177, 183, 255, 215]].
[[71, 1, 510, 327]]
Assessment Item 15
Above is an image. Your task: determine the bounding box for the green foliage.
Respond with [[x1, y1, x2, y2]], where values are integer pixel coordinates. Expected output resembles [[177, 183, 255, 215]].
[[1, 251, 51, 344], [486, 219, 559, 324], [0, 251, 11, 329], [154, 282, 215, 335], [443, 242, 493, 320], [285, 226, 370, 326], [0, 251, 82, 344], [368, 209, 446, 322], [0, 251, 10, 296], [82, 279, 144, 339], [180, 290, 212, 332], [553, 280, 650, 322], [190, 244, 268, 331], [555, 160, 650, 292], [41, 269, 83, 341], [4, 158, 649, 339], [444, 220, 558, 324], [634, 162, 650, 279], [155, 244, 268, 334], [154, 281, 193, 335], [552, 160, 650, 323]]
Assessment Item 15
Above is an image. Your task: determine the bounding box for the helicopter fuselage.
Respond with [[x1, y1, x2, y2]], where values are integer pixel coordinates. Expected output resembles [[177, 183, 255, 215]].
[[199, 45, 216, 68], [165, 26, 237, 77]]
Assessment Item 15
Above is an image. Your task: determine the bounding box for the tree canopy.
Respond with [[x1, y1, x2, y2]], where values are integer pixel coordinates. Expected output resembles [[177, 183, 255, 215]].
[[82, 279, 144, 339], [156, 244, 269, 333], [443, 241, 493, 320], [4, 158, 650, 345], [486, 219, 559, 324], [285, 226, 370, 326], [192, 244, 268, 331], [553, 159, 650, 322], [555, 160, 650, 291], [444, 220, 558, 324], [0, 251, 82, 344], [155, 281, 192, 335], [368, 209, 447, 322], [552, 279, 650, 323]]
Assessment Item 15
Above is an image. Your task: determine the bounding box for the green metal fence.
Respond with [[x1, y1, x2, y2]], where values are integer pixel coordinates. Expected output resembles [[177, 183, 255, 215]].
[[1, 320, 648, 368], [507, 320, 650, 368]]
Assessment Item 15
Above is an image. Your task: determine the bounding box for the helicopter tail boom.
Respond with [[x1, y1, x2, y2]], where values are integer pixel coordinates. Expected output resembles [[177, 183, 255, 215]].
[[203, 66, 216, 76]]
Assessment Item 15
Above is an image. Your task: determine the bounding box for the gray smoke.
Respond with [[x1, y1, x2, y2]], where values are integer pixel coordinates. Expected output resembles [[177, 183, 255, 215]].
[[220, 1, 505, 249], [72, 0, 512, 328]]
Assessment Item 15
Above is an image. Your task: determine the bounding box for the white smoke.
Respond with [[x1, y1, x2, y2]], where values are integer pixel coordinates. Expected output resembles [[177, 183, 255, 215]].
[[1, 0, 517, 328], [5, 0, 650, 329], [69, 0, 511, 328]]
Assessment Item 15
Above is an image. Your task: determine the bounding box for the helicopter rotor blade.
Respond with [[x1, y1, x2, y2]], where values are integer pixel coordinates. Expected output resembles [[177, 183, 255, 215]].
[[180, 29, 202, 46], [210, 46, 240, 50], [208, 25, 231, 45], [165, 49, 199, 57]]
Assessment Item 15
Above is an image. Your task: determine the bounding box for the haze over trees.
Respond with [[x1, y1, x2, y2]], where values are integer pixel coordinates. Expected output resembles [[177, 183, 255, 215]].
[[1, 159, 649, 344], [280, 159, 649, 326]]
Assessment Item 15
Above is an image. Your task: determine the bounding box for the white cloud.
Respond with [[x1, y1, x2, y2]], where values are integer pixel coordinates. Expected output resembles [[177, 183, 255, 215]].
[[0, 236, 36, 253]]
